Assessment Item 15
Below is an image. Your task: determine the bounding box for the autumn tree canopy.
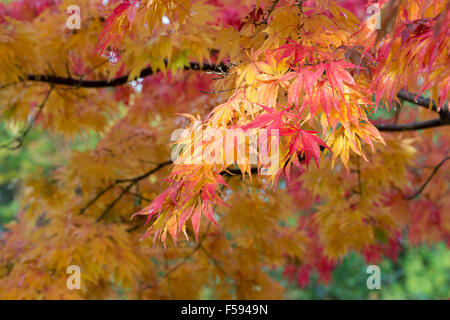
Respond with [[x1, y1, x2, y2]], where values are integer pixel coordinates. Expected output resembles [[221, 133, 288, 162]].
[[0, 0, 448, 299]]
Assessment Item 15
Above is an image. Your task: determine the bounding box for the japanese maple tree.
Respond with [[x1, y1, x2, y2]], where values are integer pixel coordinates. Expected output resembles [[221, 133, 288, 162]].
[[0, 0, 448, 299]]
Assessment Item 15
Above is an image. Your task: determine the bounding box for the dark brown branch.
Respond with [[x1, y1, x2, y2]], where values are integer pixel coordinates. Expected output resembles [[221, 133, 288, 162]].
[[356, 159, 363, 196], [222, 167, 259, 176], [375, 118, 450, 132], [406, 155, 449, 200], [114, 160, 173, 183], [24, 62, 228, 88], [397, 89, 449, 115], [15, 64, 449, 122]]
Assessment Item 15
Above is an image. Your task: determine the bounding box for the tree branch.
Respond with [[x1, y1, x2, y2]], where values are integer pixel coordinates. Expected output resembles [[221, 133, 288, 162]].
[[0, 84, 54, 150], [199, 245, 230, 278], [80, 115, 450, 219], [95, 182, 136, 222], [397, 89, 449, 114], [13, 65, 448, 123], [94, 160, 173, 222], [18, 67, 448, 133], [23, 62, 228, 88], [375, 118, 450, 132], [119, 187, 153, 203], [406, 155, 449, 200], [144, 222, 212, 289], [79, 184, 114, 215], [78, 161, 172, 217]]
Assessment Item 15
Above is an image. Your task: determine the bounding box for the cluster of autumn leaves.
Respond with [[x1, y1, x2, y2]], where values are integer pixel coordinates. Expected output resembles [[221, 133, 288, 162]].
[[0, 0, 448, 299]]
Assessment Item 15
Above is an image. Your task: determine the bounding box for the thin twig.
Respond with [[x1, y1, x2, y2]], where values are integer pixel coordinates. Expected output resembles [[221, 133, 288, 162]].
[[199, 245, 229, 278], [79, 184, 114, 215], [95, 182, 136, 222], [144, 223, 212, 289], [406, 155, 449, 200], [119, 187, 153, 203], [78, 161, 171, 216], [163, 250, 175, 299], [95, 161, 172, 222], [0, 84, 54, 150]]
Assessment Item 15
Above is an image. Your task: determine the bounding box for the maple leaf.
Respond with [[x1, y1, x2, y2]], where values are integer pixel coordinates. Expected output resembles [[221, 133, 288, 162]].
[[0, 0, 449, 301], [98, 0, 139, 54]]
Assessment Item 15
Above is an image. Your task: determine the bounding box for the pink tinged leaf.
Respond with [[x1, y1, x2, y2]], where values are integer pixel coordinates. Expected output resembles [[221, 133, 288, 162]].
[[288, 73, 303, 107], [202, 202, 218, 227], [152, 229, 160, 245], [334, 67, 355, 86], [145, 189, 170, 223], [191, 207, 202, 242], [215, 173, 230, 189], [303, 68, 323, 98], [278, 40, 309, 63], [168, 220, 178, 246], [241, 112, 282, 131], [168, 185, 180, 204], [283, 160, 293, 186], [291, 152, 304, 172], [334, 60, 363, 69], [179, 207, 194, 234], [97, 1, 133, 53], [271, 168, 284, 190], [204, 183, 217, 200], [306, 131, 330, 151], [241, 114, 274, 130], [204, 182, 231, 209], [126, 3, 137, 24], [130, 204, 151, 221], [308, 93, 319, 118], [259, 104, 277, 113], [279, 127, 299, 136], [319, 85, 334, 119], [151, 229, 160, 245], [214, 196, 232, 209], [161, 230, 168, 249], [300, 131, 322, 168], [325, 64, 343, 97], [139, 226, 154, 241], [288, 132, 301, 157]]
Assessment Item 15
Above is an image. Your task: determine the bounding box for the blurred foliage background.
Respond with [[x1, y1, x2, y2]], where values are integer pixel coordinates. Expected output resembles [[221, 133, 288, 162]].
[[277, 243, 449, 300], [1, 122, 448, 299], [0, 0, 447, 296]]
